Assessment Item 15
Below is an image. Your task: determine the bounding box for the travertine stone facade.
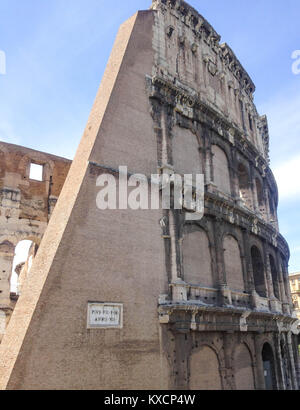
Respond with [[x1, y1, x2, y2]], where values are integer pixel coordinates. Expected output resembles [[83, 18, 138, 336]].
[[0, 0, 298, 390], [0, 142, 71, 337], [290, 273, 300, 320]]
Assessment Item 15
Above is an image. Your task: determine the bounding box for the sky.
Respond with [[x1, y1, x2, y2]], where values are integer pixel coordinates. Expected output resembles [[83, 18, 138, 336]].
[[0, 0, 300, 272]]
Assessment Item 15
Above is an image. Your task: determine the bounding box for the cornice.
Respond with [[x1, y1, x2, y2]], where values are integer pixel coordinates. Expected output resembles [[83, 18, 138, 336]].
[[151, 0, 255, 97]]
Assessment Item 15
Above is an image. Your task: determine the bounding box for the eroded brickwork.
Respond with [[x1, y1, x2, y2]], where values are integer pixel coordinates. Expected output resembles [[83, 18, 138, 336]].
[[0, 142, 71, 335]]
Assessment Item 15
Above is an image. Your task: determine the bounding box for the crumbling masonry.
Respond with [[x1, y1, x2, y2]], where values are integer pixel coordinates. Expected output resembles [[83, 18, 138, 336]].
[[0, 0, 298, 390], [0, 142, 71, 334]]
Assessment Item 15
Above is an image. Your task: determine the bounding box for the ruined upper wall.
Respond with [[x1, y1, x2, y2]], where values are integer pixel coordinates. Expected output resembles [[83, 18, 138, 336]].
[[150, 0, 269, 161], [0, 142, 71, 223]]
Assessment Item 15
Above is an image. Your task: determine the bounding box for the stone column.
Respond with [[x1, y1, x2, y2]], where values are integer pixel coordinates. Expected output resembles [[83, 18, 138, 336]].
[[173, 328, 189, 390], [263, 183, 271, 223], [0, 247, 15, 308], [282, 263, 294, 312], [276, 253, 290, 314], [213, 218, 232, 306], [231, 153, 240, 200], [274, 333, 286, 390], [204, 146, 212, 186], [287, 331, 299, 390], [222, 332, 235, 390], [291, 334, 300, 388], [242, 229, 259, 309], [254, 334, 265, 390], [262, 241, 275, 302], [0, 245, 15, 342], [249, 164, 257, 212]]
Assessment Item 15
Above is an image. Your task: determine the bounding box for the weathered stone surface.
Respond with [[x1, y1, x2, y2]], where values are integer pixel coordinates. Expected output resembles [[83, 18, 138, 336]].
[[0, 142, 71, 333]]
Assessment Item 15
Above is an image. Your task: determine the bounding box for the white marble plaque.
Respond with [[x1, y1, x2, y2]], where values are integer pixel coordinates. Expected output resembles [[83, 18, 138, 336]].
[[87, 303, 123, 329]]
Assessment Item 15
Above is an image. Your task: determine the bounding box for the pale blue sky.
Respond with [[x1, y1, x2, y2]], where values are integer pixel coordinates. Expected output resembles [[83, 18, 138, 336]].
[[0, 0, 300, 271]]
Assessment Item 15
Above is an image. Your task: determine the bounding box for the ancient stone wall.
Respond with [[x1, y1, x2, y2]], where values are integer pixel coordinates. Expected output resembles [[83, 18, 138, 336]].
[[0, 142, 71, 336]]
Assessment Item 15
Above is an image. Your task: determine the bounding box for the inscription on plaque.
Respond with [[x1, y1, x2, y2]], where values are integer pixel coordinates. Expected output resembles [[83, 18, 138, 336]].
[[87, 303, 123, 329]]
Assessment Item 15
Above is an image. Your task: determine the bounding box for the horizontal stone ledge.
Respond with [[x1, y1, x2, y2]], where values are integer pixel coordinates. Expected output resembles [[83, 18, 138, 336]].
[[158, 302, 296, 321]]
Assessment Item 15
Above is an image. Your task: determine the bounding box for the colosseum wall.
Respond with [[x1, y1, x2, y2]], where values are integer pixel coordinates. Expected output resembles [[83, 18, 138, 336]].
[[0, 142, 71, 337]]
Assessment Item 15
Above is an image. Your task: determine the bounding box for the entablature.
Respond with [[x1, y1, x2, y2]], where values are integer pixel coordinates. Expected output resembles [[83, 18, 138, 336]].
[[158, 301, 297, 334]]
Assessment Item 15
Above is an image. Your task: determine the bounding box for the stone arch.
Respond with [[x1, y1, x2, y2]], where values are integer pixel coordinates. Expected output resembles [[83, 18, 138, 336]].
[[211, 144, 231, 195], [182, 226, 213, 287], [172, 126, 202, 175], [15, 234, 42, 247], [238, 163, 253, 209], [234, 343, 255, 390], [189, 345, 222, 390], [251, 245, 267, 297], [10, 239, 39, 296], [262, 343, 277, 390], [223, 234, 245, 292]]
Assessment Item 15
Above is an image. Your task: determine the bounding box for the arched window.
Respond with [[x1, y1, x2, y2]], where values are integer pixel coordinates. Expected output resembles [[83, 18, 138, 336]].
[[269, 255, 280, 300], [251, 246, 267, 297], [262, 343, 277, 390], [234, 344, 255, 390], [223, 235, 245, 292], [238, 163, 253, 209], [182, 228, 213, 287], [211, 145, 231, 195], [189, 346, 222, 390]]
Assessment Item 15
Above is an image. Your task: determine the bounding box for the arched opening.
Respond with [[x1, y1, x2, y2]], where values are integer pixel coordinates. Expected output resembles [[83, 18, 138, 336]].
[[234, 344, 255, 390], [238, 163, 253, 209], [251, 246, 267, 297], [269, 255, 280, 300], [182, 227, 213, 288], [10, 240, 39, 297], [262, 343, 277, 390], [211, 145, 231, 196], [223, 235, 245, 292], [189, 346, 222, 390]]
